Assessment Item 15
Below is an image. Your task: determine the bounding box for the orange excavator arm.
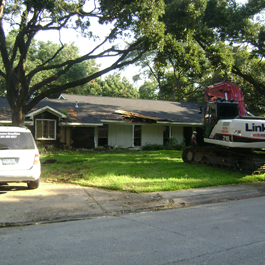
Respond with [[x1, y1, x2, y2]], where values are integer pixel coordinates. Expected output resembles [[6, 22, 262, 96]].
[[204, 81, 247, 116]]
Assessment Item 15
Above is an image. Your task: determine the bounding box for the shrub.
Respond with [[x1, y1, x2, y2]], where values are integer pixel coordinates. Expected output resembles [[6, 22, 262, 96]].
[[141, 143, 165, 151], [141, 138, 183, 151]]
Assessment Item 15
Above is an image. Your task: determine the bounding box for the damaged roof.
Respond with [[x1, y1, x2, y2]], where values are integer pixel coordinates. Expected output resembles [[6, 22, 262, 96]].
[[0, 94, 205, 124]]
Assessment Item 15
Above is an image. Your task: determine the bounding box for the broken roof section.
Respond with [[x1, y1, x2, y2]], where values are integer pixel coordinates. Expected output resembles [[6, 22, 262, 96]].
[[114, 110, 169, 123]]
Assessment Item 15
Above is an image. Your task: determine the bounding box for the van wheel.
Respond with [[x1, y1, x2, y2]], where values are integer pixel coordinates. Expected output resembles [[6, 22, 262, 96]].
[[27, 178, 40, 189]]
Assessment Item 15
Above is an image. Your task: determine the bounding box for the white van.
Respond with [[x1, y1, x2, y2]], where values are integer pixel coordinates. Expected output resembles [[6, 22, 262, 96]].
[[0, 126, 41, 189]]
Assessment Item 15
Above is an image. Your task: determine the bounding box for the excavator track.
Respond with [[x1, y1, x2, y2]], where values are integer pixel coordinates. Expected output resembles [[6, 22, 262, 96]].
[[182, 147, 265, 174]]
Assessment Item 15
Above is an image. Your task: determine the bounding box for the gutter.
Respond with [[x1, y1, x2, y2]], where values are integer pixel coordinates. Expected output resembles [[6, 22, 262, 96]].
[[157, 121, 204, 126], [60, 122, 103, 127], [0, 120, 33, 125]]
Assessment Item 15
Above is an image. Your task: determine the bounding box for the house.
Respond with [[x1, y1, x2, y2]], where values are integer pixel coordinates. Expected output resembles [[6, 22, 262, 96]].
[[0, 94, 205, 149]]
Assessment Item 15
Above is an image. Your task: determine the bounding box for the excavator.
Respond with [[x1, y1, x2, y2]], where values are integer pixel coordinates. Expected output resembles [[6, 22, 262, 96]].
[[182, 81, 265, 173]]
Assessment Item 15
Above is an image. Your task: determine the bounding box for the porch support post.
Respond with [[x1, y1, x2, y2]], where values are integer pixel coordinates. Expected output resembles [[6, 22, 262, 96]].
[[132, 125, 134, 148]]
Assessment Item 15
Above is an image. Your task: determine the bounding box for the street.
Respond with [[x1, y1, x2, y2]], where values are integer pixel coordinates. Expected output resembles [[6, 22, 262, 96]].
[[1, 196, 265, 265]]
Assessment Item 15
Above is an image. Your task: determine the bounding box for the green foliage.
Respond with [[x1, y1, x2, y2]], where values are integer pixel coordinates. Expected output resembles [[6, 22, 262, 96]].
[[100, 0, 165, 47], [139, 0, 265, 103], [141, 143, 165, 151], [24, 0, 56, 10], [95, 73, 139, 98], [141, 138, 183, 151], [139, 81, 158, 99], [60, 109, 68, 115]]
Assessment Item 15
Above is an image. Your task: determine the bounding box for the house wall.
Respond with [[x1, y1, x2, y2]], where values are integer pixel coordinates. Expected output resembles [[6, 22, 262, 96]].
[[60, 127, 66, 143], [108, 124, 132, 148], [171, 126, 184, 145], [60, 127, 72, 146], [107, 124, 187, 148], [142, 125, 163, 146], [108, 124, 168, 148], [30, 120, 200, 149]]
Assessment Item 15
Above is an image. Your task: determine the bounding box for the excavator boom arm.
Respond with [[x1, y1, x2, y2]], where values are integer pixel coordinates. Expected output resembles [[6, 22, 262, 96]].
[[204, 81, 247, 116]]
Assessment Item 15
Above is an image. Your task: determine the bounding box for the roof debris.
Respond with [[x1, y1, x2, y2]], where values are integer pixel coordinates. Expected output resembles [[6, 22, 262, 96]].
[[114, 110, 170, 123]]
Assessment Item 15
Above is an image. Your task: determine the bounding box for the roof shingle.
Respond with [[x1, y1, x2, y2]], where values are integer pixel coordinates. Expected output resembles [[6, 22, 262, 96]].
[[0, 94, 205, 124]]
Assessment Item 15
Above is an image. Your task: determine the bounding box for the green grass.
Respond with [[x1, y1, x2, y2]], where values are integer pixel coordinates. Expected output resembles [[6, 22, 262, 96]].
[[40, 150, 265, 193]]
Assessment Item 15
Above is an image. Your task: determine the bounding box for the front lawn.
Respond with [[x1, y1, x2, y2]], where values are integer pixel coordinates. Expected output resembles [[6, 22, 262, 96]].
[[40, 150, 265, 193]]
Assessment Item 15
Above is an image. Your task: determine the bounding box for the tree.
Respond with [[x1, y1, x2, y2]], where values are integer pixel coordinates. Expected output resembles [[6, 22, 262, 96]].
[[159, 0, 265, 98], [139, 81, 158, 100], [197, 0, 265, 94], [155, 33, 212, 101], [94, 73, 139, 98], [0, 0, 165, 125], [0, 34, 102, 96], [133, 51, 169, 100]]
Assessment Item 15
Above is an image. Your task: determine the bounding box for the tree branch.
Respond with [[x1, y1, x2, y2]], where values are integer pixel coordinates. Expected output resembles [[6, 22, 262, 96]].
[[25, 48, 146, 112], [28, 39, 145, 98], [232, 65, 265, 96], [26, 25, 118, 83]]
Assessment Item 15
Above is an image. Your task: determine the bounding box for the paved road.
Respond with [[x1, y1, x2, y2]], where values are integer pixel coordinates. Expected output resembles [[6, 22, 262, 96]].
[[1, 196, 265, 265]]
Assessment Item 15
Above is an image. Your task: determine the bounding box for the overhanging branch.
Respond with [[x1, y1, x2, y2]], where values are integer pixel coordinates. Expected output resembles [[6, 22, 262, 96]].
[[25, 49, 146, 112], [232, 66, 265, 96], [26, 26, 119, 83], [27, 38, 145, 96]]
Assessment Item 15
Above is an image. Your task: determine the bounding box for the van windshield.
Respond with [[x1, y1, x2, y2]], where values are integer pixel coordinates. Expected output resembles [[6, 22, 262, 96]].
[[0, 132, 35, 150]]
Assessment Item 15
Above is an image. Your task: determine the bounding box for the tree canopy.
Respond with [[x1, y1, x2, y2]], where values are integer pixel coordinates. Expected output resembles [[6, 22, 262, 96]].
[[1, 0, 265, 123], [163, 0, 265, 94], [134, 0, 265, 114], [0, 0, 165, 125]]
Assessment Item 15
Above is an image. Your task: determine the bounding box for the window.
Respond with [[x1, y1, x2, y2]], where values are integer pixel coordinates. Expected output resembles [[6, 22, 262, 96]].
[[205, 105, 216, 124], [0, 132, 35, 150], [134, 125, 141, 146], [98, 124, 108, 146], [36, 119, 56, 140], [218, 103, 239, 119]]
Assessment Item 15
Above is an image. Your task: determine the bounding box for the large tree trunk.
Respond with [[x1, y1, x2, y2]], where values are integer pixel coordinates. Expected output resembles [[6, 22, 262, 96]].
[[11, 103, 25, 126], [5, 69, 26, 126]]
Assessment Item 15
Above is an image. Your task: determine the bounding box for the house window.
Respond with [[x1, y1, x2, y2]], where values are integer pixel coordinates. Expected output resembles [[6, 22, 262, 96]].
[[98, 124, 108, 146], [163, 126, 170, 145], [36, 119, 56, 140], [134, 125, 141, 146]]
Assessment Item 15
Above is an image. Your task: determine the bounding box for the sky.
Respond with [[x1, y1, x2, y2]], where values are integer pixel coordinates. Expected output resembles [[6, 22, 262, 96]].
[[35, 0, 250, 88]]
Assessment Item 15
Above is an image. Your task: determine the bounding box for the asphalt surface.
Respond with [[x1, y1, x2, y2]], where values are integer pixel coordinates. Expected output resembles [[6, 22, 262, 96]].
[[1, 179, 265, 227]]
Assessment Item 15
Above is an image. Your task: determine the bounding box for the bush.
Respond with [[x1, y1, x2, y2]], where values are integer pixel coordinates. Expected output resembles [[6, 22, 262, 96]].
[[141, 143, 165, 151], [142, 138, 183, 151]]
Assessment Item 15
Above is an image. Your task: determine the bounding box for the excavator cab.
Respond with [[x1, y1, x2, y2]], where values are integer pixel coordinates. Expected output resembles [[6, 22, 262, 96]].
[[203, 101, 239, 138]]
